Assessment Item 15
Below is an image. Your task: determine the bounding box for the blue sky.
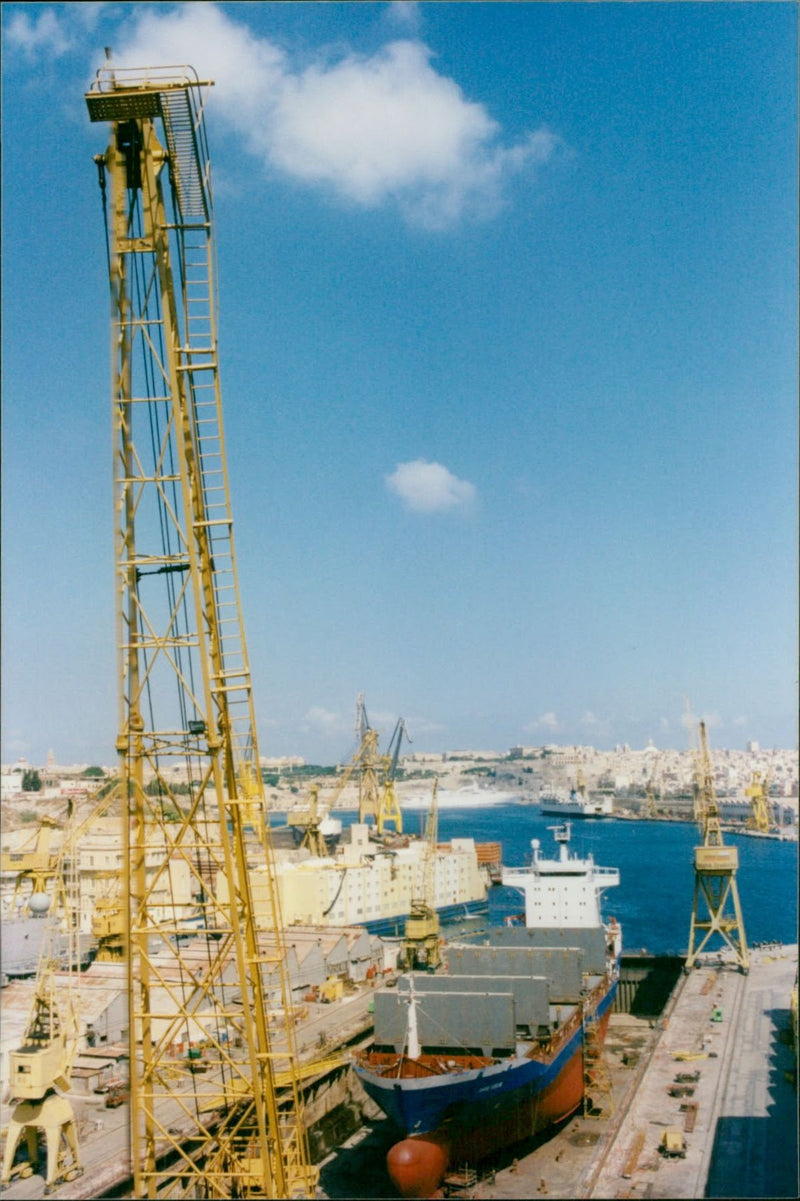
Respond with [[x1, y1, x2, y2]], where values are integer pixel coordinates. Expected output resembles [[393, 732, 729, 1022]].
[[2, 2, 797, 765]]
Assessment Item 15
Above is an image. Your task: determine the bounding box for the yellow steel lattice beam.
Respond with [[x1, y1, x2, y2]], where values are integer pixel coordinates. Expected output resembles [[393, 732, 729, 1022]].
[[86, 65, 315, 1198]]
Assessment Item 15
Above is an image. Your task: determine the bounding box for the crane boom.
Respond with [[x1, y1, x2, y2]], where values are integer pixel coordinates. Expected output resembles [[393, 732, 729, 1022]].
[[86, 64, 314, 1198]]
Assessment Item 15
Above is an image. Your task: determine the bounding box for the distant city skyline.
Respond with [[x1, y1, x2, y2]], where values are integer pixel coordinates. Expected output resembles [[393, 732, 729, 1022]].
[[2, 3, 797, 765]]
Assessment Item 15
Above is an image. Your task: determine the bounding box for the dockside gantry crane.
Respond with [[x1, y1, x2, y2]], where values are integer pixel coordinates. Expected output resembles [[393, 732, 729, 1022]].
[[685, 721, 749, 973], [354, 694, 382, 825], [328, 696, 405, 834], [745, 769, 776, 834], [377, 717, 408, 836], [2, 809, 84, 1194], [86, 64, 314, 1198]]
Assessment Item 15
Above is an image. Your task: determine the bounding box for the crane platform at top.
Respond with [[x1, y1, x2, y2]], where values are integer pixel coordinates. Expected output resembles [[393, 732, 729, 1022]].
[[85, 63, 315, 1198]]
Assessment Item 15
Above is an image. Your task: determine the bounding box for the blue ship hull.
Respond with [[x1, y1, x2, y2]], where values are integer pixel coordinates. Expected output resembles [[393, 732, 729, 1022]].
[[359, 897, 488, 937], [356, 977, 616, 1136]]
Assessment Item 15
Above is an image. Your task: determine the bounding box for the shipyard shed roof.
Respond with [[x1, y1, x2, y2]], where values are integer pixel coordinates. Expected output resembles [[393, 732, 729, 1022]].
[[281, 929, 348, 956], [80, 1042, 128, 1060], [0, 972, 125, 1056], [0, 980, 36, 1049]]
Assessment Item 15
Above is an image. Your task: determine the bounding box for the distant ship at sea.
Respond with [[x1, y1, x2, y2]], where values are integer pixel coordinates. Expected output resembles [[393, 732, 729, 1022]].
[[355, 821, 621, 1197], [539, 787, 614, 819]]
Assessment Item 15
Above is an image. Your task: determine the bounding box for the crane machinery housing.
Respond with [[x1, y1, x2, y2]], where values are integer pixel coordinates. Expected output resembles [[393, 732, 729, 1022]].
[[84, 62, 315, 1199], [398, 779, 441, 972]]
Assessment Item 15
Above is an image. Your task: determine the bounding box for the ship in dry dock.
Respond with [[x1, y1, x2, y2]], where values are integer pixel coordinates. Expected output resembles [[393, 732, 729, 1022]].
[[355, 822, 621, 1197]]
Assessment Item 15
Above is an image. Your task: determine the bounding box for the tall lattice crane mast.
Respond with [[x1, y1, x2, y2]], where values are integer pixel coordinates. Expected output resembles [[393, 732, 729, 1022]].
[[685, 721, 749, 973], [86, 65, 314, 1198], [354, 693, 382, 824]]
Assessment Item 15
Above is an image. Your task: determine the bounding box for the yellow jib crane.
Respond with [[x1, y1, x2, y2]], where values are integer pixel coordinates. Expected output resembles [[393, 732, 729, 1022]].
[[86, 64, 314, 1197], [2, 812, 84, 1194], [0, 815, 67, 919], [377, 717, 409, 836], [685, 721, 749, 974], [354, 693, 382, 825], [745, 769, 775, 834], [398, 778, 441, 972], [641, 756, 661, 820], [327, 696, 404, 834]]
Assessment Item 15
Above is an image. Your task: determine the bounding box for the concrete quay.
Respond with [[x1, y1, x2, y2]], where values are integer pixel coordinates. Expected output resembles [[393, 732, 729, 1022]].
[[465, 946, 798, 1201], [587, 945, 798, 1200]]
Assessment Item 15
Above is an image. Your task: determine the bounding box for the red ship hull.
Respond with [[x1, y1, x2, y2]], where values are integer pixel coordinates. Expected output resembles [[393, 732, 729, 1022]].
[[386, 1006, 612, 1198]]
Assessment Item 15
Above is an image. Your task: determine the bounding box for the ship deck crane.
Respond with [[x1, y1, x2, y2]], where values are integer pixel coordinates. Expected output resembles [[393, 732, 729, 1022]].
[[85, 63, 314, 1198], [398, 779, 441, 972], [685, 721, 749, 974]]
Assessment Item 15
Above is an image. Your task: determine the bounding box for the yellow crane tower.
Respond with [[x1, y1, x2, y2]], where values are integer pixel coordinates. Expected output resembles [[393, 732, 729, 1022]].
[[85, 64, 314, 1198], [685, 721, 749, 974], [377, 717, 409, 836], [2, 815, 84, 1194], [745, 769, 776, 834], [293, 784, 329, 859], [328, 696, 405, 834], [642, 756, 661, 820], [1, 816, 68, 919], [354, 693, 382, 825], [398, 779, 441, 972]]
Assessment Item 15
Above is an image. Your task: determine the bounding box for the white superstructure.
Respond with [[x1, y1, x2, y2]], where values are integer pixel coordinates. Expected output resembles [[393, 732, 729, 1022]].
[[501, 822, 620, 931], [539, 789, 614, 818]]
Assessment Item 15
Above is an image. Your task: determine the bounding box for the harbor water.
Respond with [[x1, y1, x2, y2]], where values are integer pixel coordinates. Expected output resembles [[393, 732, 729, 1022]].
[[277, 803, 798, 954]]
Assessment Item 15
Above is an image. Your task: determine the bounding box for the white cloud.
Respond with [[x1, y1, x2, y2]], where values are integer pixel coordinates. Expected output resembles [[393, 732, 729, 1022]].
[[6, 7, 74, 58], [405, 714, 444, 739], [301, 706, 343, 734], [527, 712, 560, 734], [109, 2, 559, 228], [385, 459, 476, 513], [732, 715, 748, 728], [387, 2, 423, 30]]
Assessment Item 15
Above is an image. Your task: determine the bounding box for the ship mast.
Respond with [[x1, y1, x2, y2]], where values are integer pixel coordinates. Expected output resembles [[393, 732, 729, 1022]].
[[87, 64, 315, 1197]]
